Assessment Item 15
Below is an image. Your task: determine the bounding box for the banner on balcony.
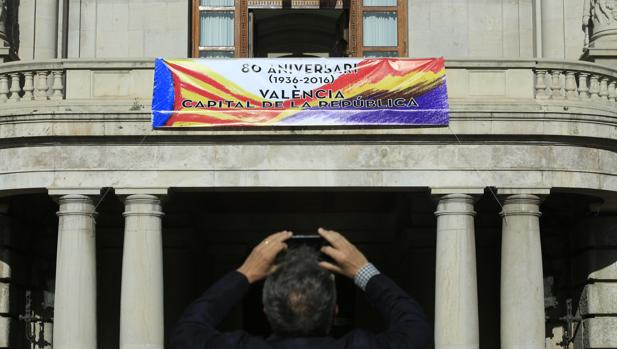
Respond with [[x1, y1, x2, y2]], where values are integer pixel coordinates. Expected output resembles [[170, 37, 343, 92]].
[[152, 57, 449, 127]]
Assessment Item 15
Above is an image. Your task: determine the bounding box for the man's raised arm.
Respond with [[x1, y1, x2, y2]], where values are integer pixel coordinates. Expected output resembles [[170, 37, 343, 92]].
[[171, 231, 292, 349], [318, 228, 431, 349]]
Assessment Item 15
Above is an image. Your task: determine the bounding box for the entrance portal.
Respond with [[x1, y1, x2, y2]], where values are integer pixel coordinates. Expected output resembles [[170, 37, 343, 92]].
[[251, 9, 348, 57]]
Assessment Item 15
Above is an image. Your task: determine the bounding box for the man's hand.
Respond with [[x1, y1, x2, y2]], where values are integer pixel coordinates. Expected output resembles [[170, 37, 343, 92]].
[[237, 231, 293, 284], [318, 228, 369, 279]]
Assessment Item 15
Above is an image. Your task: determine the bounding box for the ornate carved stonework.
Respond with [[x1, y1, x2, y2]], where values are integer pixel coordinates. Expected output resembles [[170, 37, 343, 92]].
[[583, 0, 617, 46], [583, 0, 617, 66]]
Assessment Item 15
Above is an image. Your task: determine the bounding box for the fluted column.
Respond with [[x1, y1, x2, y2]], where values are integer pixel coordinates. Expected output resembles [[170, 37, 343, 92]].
[[434, 194, 479, 349], [500, 195, 544, 349], [53, 195, 97, 349], [120, 195, 165, 349]]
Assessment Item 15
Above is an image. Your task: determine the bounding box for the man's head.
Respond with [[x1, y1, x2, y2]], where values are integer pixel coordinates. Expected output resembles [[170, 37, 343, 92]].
[[262, 246, 337, 337]]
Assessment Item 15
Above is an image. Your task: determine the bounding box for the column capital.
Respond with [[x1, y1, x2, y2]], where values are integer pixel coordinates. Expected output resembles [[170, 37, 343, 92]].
[[56, 194, 97, 217], [500, 194, 542, 217], [434, 193, 477, 217], [123, 194, 164, 217]]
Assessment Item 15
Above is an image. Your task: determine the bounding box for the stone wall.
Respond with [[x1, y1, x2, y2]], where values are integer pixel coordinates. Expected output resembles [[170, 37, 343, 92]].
[[13, 0, 591, 60], [66, 0, 189, 58], [16, 0, 189, 60], [408, 0, 585, 60]]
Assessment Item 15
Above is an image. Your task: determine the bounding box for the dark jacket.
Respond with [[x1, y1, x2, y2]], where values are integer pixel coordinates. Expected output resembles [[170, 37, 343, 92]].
[[171, 271, 431, 349]]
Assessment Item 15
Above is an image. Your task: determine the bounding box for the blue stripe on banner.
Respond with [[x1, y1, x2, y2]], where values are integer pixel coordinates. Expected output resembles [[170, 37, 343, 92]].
[[152, 58, 174, 127]]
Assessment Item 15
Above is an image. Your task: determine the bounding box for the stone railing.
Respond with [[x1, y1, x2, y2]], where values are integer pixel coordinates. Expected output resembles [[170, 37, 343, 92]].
[[0, 58, 615, 109], [0, 59, 154, 104], [0, 64, 65, 102], [445, 59, 617, 108], [533, 61, 617, 104]]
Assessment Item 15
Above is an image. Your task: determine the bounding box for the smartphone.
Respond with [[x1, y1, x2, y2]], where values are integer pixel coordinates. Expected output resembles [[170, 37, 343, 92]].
[[287, 234, 327, 249]]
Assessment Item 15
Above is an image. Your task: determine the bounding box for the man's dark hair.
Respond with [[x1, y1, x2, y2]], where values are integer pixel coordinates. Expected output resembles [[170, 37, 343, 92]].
[[262, 246, 336, 337]]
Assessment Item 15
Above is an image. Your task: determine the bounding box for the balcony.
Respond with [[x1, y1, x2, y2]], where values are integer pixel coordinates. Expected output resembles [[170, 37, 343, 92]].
[[0, 58, 615, 140], [0, 59, 617, 141], [1, 58, 617, 195]]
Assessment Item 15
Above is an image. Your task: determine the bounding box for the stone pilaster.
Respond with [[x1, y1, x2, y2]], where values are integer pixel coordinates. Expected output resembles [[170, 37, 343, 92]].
[[53, 195, 97, 349], [540, 0, 566, 59], [434, 194, 479, 349], [120, 195, 164, 349], [500, 194, 545, 349], [34, 0, 58, 59]]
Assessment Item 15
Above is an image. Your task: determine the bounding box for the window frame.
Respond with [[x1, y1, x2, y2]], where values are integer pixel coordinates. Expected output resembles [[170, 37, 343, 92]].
[[350, 0, 407, 57], [192, 0, 407, 58], [192, 0, 249, 58]]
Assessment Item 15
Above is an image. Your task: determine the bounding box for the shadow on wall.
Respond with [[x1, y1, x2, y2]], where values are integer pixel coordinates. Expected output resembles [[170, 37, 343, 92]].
[[3, 0, 20, 61], [0, 194, 58, 349]]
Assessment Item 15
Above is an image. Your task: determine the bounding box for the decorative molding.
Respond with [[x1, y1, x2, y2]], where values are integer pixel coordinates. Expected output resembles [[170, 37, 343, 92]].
[[583, 0, 617, 49]]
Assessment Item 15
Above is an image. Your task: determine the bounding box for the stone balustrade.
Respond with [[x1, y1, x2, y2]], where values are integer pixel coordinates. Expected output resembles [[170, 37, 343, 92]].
[[0, 58, 615, 110], [445, 59, 617, 109], [0, 67, 63, 102], [533, 64, 617, 104], [0, 59, 154, 104]]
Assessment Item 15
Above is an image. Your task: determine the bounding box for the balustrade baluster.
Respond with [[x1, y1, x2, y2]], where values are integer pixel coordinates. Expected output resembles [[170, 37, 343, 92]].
[[8, 73, 21, 102], [589, 75, 600, 100], [565, 71, 578, 100], [22, 72, 34, 101], [51, 71, 64, 100], [35, 71, 49, 100], [0, 75, 8, 102], [535, 69, 549, 99], [608, 81, 617, 105], [551, 70, 564, 99], [599, 77, 609, 103], [578, 73, 590, 99]]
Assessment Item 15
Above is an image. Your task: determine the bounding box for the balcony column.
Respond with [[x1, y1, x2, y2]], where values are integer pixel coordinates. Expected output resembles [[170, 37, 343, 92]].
[[500, 194, 544, 349], [434, 194, 479, 349], [53, 195, 97, 349], [120, 195, 165, 349]]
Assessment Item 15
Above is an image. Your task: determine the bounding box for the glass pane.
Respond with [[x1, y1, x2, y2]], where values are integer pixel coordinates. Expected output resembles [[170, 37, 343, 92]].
[[363, 12, 397, 47], [199, 50, 235, 58], [363, 51, 398, 57], [363, 0, 397, 5], [201, 0, 234, 6], [200, 11, 235, 47]]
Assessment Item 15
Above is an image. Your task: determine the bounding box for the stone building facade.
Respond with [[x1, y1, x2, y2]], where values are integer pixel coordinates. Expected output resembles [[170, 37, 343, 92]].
[[0, 1, 616, 349]]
